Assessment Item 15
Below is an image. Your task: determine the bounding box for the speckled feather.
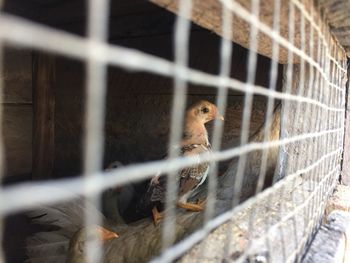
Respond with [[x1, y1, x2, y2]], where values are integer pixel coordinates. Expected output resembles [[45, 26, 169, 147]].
[[149, 143, 210, 204]]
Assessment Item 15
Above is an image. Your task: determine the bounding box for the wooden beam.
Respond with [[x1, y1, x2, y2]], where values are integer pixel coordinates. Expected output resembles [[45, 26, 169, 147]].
[[319, 0, 350, 57], [32, 54, 55, 180], [341, 62, 350, 185], [150, 0, 344, 63]]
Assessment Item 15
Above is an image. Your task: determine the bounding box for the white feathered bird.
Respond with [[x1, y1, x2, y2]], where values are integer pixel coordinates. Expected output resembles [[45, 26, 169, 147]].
[[25, 196, 119, 263]]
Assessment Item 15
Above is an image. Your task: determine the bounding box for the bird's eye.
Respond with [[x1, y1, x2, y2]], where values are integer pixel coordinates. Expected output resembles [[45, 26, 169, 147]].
[[201, 107, 209, 113]]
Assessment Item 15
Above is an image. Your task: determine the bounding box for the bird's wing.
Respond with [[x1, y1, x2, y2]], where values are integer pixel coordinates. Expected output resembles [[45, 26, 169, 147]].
[[25, 232, 69, 263], [149, 176, 167, 203], [27, 197, 104, 232], [178, 162, 209, 196], [25, 255, 66, 263], [26, 194, 105, 263], [141, 144, 210, 206], [178, 144, 210, 197]]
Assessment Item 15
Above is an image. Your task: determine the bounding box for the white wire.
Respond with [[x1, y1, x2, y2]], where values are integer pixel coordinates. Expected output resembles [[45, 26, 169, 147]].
[[162, 0, 192, 253], [83, 0, 110, 262], [0, 37, 5, 263], [0, 14, 343, 113], [151, 151, 342, 263], [0, 0, 346, 262], [219, 0, 346, 91], [204, 1, 233, 225], [246, 164, 341, 263], [291, 0, 346, 74], [255, 0, 282, 260], [200, 5, 233, 262], [0, 127, 342, 216]]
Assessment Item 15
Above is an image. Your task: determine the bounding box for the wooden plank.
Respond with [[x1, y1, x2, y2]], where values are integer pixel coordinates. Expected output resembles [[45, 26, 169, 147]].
[[111, 30, 283, 95], [3, 0, 350, 58], [341, 63, 350, 185], [2, 48, 33, 177], [53, 58, 84, 177], [2, 0, 158, 30], [51, 26, 284, 176], [279, 64, 321, 178], [319, 0, 350, 56], [32, 54, 55, 180], [303, 210, 350, 263], [150, 0, 343, 63], [3, 106, 32, 176], [3, 48, 32, 104]]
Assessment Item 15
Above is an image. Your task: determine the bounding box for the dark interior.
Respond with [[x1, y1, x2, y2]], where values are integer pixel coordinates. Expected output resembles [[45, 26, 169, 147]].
[[1, 0, 284, 262]]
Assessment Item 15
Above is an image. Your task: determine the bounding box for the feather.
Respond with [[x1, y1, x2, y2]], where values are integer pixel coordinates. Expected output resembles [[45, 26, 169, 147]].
[[26, 194, 105, 262], [25, 255, 66, 263], [26, 231, 70, 263]]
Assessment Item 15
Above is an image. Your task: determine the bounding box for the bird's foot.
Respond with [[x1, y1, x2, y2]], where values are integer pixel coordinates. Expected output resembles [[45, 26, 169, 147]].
[[177, 201, 204, 212], [152, 207, 163, 225]]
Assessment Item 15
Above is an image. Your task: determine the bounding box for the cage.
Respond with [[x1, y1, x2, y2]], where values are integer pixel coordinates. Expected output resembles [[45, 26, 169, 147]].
[[0, 0, 349, 262]]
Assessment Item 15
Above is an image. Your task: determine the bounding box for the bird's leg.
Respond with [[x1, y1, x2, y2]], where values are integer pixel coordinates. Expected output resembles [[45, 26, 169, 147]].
[[152, 207, 163, 225], [177, 201, 204, 212]]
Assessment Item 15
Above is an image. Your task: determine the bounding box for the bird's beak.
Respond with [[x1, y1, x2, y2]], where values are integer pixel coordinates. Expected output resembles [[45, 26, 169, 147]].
[[217, 113, 224, 121], [97, 227, 119, 241]]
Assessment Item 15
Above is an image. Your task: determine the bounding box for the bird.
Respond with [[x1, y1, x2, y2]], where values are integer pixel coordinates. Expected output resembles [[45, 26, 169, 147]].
[[137, 100, 224, 224], [66, 225, 118, 263], [102, 161, 135, 223], [25, 195, 120, 263]]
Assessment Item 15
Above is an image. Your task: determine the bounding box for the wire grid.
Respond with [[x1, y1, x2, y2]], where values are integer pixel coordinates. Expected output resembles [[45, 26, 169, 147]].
[[0, 0, 348, 262]]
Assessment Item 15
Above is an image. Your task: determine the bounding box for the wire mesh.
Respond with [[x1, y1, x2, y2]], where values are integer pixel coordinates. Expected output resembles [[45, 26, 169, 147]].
[[0, 0, 348, 262]]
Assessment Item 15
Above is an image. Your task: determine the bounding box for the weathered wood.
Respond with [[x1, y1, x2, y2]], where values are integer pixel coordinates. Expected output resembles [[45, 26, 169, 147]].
[[2, 0, 160, 35], [324, 184, 350, 218], [319, 0, 350, 57], [2, 48, 33, 176], [341, 64, 350, 185], [53, 58, 84, 177], [32, 54, 55, 180], [150, 0, 345, 63], [3, 0, 350, 59], [302, 210, 350, 263], [3, 48, 32, 104], [304, 185, 350, 261], [279, 63, 331, 178], [3, 106, 32, 176], [52, 29, 283, 176]]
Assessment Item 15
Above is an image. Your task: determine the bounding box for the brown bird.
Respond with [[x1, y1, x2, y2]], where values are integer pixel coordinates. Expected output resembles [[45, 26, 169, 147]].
[[26, 196, 120, 263], [138, 100, 224, 224]]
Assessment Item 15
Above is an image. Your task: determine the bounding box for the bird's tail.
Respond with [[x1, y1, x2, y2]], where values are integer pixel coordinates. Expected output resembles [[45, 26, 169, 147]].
[[25, 196, 104, 263]]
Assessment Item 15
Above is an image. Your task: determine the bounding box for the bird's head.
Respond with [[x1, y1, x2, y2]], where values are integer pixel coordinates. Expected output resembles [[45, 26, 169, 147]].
[[187, 100, 224, 124], [67, 225, 118, 262], [105, 161, 123, 171]]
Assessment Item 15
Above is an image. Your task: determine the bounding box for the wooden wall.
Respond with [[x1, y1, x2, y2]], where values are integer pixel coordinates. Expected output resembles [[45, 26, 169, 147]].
[[52, 25, 283, 178], [2, 47, 32, 177], [1, 0, 283, 179]]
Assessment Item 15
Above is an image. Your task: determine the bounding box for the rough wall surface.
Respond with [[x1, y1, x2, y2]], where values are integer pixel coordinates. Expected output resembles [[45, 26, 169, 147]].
[[3, 48, 32, 176], [52, 29, 283, 177], [303, 184, 350, 262], [150, 0, 348, 64], [319, 0, 350, 57]]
